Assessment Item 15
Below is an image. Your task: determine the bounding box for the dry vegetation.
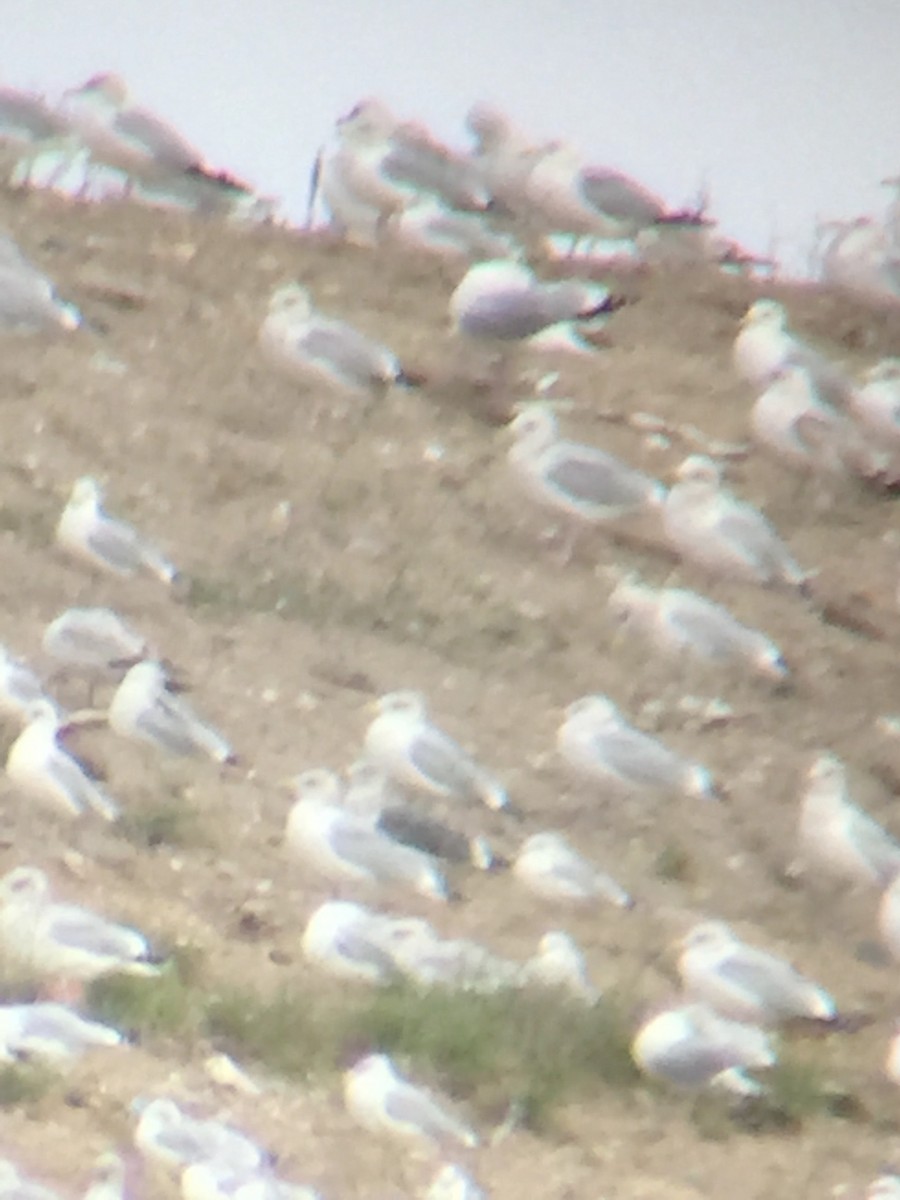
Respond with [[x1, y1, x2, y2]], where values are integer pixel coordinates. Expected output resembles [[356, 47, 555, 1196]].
[[2, 184, 900, 1198]]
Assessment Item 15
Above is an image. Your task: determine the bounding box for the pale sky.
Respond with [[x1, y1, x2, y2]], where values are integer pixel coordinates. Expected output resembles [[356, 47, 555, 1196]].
[[4, 0, 900, 271]]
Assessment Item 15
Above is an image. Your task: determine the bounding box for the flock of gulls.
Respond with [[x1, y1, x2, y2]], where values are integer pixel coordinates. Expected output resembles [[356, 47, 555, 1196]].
[[0, 73, 900, 1200]]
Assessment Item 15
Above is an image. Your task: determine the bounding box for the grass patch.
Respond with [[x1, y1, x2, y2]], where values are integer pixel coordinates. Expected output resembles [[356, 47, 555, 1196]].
[[0, 1063, 54, 1107], [204, 981, 638, 1130], [118, 798, 204, 849], [654, 843, 695, 883], [86, 964, 199, 1040]]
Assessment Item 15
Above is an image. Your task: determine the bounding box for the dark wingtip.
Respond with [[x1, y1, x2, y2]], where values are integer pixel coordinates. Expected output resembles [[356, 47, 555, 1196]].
[[395, 368, 426, 389]]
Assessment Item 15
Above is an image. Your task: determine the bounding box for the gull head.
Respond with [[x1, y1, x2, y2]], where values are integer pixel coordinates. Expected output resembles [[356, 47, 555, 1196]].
[[267, 283, 313, 321], [680, 920, 736, 954], [0, 865, 50, 908], [506, 403, 559, 448], [674, 455, 722, 488], [741, 298, 786, 330], [563, 693, 621, 727], [337, 97, 395, 142], [69, 475, 103, 509], [465, 103, 512, 148], [863, 358, 900, 385], [290, 768, 343, 805], [345, 1050, 395, 1083], [806, 751, 846, 787], [371, 690, 428, 720]]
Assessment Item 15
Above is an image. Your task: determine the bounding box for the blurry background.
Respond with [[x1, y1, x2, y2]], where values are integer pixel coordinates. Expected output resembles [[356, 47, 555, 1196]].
[[4, 0, 900, 271]]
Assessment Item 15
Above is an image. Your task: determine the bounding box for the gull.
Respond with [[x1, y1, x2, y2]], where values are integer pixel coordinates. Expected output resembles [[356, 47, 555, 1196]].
[[0, 644, 51, 721], [879, 874, 900, 961], [300, 900, 401, 985], [387, 195, 520, 264], [0, 1162, 63, 1200], [513, 831, 633, 908], [558, 694, 719, 801], [849, 359, 900, 447], [449, 259, 619, 350], [42, 606, 149, 683], [0, 1000, 123, 1062], [0, 232, 81, 332], [385, 921, 519, 993], [465, 103, 548, 217], [732, 298, 852, 402], [868, 1176, 900, 1200], [343, 1052, 479, 1148], [796, 753, 900, 889], [60, 73, 253, 205], [364, 691, 508, 812], [56, 477, 180, 587], [0, 85, 70, 151], [663, 456, 811, 593], [678, 921, 836, 1025], [631, 1001, 775, 1095], [6, 699, 120, 821], [0, 866, 163, 982], [181, 1160, 321, 1200], [607, 574, 789, 682], [521, 931, 599, 1004], [83, 1153, 127, 1200], [507, 404, 665, 561], [524, 140, 703, 242], [819, 216, 900, 305], [286, 770, 451, 901], [108, 660, 236, 765], [259, 284, 417, 414], [345, 759, 499, 869], [425, 1164, 486, 1200], [134, 1096, 266, 1175], [751, 364, 885, 484]]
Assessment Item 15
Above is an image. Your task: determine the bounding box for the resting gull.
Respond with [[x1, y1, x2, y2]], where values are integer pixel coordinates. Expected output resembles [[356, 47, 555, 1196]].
[[6, 699, 120, 821], [0, 866, 163, 982], [507, 403, 665, 560], [558, 694, 718, 800], [286, 769, 451, 901], [521, 930, 599, 1004], [663, 455, 810, 593], [797, 753, 900, 889], [300, 900, 401, 985], [364, 691, 508, 812], [56, 476, 180, 587], [513, 831, 633, 908], [343, 1052, 479, 1148], [607, 574, 788, 682], [134, 1096, 266, 1175], [631, 1001, 775, 1095], [678, 920, 836, 1025], [0, 644, 50, 721], [733, 298, 852, 403], [0, 1000, 123, 1062], [108, 660, 236, 765], [42, 606, 149, 683], [849, 359, 900, 446]]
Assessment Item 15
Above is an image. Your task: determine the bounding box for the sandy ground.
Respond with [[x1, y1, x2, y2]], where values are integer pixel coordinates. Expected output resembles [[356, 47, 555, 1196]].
[[2, 186, 900, 1199]]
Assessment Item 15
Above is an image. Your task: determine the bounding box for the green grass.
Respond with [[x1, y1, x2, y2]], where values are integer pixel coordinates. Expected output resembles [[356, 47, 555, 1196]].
[[118, 798, 205, 849], [0, 1063, 54, 1107]]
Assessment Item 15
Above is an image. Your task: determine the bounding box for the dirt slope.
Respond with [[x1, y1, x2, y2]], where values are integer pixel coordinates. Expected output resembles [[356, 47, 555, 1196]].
[[2, 186, 900, 1200]]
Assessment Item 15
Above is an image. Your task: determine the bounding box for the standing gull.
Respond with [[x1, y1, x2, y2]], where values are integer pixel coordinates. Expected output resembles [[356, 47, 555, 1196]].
[[678, 920, 836, 1025], [0, 866, 162, 983], [513, 831, 633, 908], [607, 574, 789, 682], [364, 691, 508, 812], [797, 753, 900, 889], [343, 1052, 479, 1148], [507, 404, 665, 561], [663, 456, 811, 593], [732, 298, 852, 403], [450, 259, 619, 350], [56, 477, 180, 587], [6, 699, 119, 821], [108, 660, 236, 765], [632, 1001, 775, 1095], [286, 769, 451, 901], [465, 103, 545, 215], [558, 694, 718, 800]]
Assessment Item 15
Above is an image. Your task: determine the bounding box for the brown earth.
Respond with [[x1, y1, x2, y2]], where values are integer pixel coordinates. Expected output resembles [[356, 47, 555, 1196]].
[[2, 185, 900, 1200]]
